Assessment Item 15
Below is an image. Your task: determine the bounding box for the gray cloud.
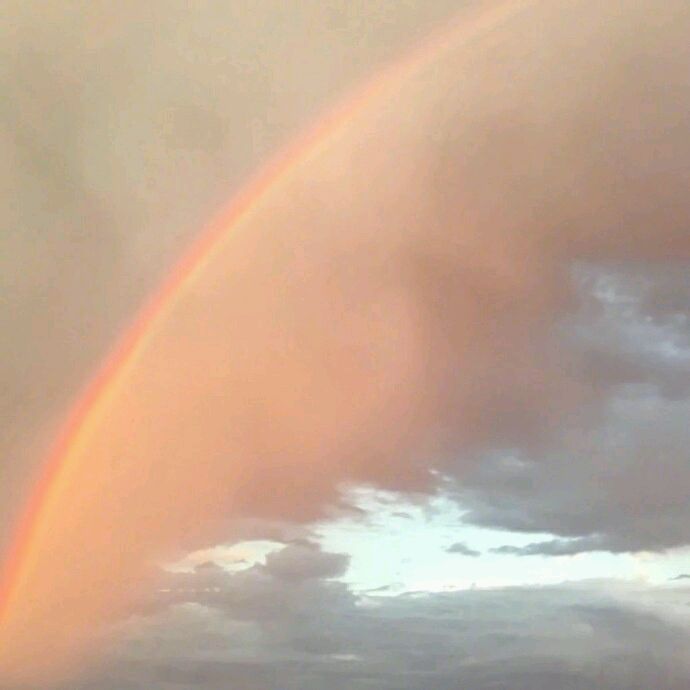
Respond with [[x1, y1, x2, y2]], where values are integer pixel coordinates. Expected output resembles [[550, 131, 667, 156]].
[[458, 386, 690, 554], [491, 535, 612, 557], [264, 541, 350, 581], [149, 543, 353, 627], [435, 261, 690, 555], [446, 541, 481, 557], [76, 570, 690, 690]]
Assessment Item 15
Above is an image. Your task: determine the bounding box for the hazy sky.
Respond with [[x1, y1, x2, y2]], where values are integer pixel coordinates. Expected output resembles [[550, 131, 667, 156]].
[[2, 1, 690, 689]]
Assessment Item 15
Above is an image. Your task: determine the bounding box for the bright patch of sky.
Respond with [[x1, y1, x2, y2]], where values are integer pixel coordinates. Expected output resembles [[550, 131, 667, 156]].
[[316, 489, 657, 592], [176, 487, 690, 593]]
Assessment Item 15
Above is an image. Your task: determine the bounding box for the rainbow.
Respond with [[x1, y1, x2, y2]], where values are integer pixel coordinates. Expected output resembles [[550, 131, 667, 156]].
[[0, 0, 533, 680]]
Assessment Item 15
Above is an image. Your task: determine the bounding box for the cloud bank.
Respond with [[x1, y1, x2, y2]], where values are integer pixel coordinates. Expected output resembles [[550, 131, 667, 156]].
[[72, 544, 690, 690]]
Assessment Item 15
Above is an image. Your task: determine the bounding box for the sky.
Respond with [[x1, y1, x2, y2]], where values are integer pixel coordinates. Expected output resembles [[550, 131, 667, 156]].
[[2, 1, 690, 689]]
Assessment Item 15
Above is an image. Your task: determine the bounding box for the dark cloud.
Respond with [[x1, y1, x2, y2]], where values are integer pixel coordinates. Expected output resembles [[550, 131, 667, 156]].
[[76, 575, 690, 690], [446, 541, 481, 557], [458, 389, 690, 554], [443, 263, 690, 555]]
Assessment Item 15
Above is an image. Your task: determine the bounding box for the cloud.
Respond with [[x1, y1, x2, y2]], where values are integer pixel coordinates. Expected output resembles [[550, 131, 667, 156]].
[[3, 0, 690, 685], [459, 389, 690, 554], [78, 575, 690, 690], [446, 542, 481, 557], [147, 542, 354, 629], [491, 535, 608, 557], [263, 541, 350, 581]]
